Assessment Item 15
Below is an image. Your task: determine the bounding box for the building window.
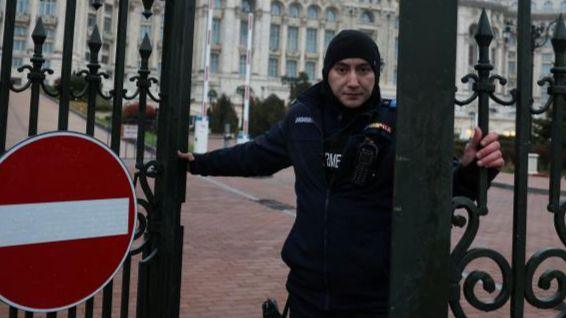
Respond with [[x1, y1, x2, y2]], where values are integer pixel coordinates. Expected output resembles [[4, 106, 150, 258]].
[[101, 55, 109, 63], [16, 0, 28, 13], [240, 55, 246, 76], [140, 24, 151, 42], [324, 30, 335, 49], [325, 8, 337, 21], [289, 3, 301, 18], [14, 26, 28, 37], [562, 1, 566, 11], [286, 60, 297, 77], [287, 26, 298, 52], [104, 16, 112, 33], [269, 24, 280, 50], [45, 27, 55, 39], [240, 20, 248, 46], [43, 42, 54, 53], [508, 61, 516, 75], [544, 0, 553, 11], [360, 11, 373, 23], [306, 28, 317, 53], [212, 18, 221, 45], [85, 51, 90, 61], [39, 0, 57, 16], [241, 0, 252, 13], [214, 0, 222, 9], [268, 57, 279, 77], [88, 13, 97, 28], [543, 53, 553, 63], [104, 3, 112, 13], [305, 61, 316, 82], [12, 58, 23, 67], [14, 40, 26, 52], [271, 2, 281, 16], [103, 43, 110, 51], [468, 44, 477, 66], [307, 5, 319, 19], [210, 53, 219, 74]]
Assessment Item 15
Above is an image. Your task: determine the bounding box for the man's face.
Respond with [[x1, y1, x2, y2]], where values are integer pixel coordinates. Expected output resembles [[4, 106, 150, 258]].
[[327, 58, 376, 108]]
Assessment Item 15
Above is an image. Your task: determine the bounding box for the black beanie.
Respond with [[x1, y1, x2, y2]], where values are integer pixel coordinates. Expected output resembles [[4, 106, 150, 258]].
[[322, 30, 382, 82]]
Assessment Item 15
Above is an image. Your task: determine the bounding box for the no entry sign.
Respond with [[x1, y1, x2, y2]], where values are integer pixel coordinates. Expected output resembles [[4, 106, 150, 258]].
[[0, 132, 136, 312]]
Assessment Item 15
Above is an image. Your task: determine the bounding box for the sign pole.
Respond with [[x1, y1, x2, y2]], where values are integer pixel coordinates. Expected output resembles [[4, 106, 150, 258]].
[[237, 13, 253, 144], [194, 0, 214, 153]]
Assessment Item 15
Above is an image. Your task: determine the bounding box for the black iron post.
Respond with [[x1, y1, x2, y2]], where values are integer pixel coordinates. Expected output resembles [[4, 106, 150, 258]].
[[474, 11, 495, 216], [511, 0, 533, 316], [389, 0, 457, 316], [0, 0, 17, 153], [141, 0, 196, 316]]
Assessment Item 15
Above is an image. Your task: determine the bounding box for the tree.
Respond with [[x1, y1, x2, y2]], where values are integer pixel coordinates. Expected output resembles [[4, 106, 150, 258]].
[[282, 72, 312, 103], [249, 94, 285, 137], [531, 109, 566, 170], [208, 94, 239, 134]]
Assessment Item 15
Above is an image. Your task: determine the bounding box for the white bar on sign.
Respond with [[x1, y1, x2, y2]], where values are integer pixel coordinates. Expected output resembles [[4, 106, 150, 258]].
[[0, 198, 129, 248]]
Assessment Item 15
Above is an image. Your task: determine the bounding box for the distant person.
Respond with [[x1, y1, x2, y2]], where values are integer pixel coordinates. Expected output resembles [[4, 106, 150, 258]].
[[179, 30, 503, 317]]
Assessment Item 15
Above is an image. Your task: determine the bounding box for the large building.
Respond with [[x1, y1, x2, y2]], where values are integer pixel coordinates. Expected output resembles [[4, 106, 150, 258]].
[[0, 0, 563, 137]]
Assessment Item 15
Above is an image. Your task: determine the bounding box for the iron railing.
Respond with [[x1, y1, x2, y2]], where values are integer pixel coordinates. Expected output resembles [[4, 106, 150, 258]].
[[0, 0, 193, 316], [448, 4, 566, 318]]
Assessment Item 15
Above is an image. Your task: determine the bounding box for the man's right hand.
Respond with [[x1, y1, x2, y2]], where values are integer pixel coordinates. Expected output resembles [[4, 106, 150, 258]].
[[177, 151, 195, 161]]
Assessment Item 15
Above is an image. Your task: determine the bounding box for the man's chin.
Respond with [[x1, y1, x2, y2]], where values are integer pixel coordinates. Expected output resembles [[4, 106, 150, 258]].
[[339, 99, 364, 108]]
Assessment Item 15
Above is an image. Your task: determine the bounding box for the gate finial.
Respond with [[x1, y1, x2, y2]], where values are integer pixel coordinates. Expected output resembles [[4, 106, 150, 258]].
[[139, 34, 153, 61], [475, 9, 494, 48], [31, 18, 47, 46], [88, 26, 102, 58]]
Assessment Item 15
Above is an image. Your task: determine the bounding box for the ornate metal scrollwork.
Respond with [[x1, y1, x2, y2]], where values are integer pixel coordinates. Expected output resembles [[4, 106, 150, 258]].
[[450, 197, 512, 317], [455, 74, 479, 106], [532, 76, 555, 114], [450, 9, 517, 316], [525, 248, 566, 309]]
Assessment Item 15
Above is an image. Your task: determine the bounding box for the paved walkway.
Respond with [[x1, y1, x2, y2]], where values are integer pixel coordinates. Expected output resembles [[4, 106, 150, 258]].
[[1, 91, 565, 317]]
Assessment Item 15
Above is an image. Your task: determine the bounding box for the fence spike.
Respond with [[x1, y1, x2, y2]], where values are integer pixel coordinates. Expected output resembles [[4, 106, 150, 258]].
[[31, 18, 47, 45], [88, 25, 102, 57], [475, 9, 494, 48]]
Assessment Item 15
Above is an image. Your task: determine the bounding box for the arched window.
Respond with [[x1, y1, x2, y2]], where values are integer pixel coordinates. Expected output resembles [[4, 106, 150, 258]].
[[242, 0, 252, 13], [289, 3, 301, 18], [307, 5, 319, 19], [271, 2, 282, 16], [325, 8, 337, 21], [544, 0, 553, 11], [360, 10, 374, 23]]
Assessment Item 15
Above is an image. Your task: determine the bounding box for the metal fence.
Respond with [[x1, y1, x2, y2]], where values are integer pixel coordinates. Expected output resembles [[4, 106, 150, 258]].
[[0, 0, 195, 316], [392, 1, 566, 317]]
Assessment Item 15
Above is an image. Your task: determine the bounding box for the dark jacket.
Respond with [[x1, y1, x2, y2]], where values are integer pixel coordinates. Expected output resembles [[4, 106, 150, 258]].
[[189, 83, 487, 311]]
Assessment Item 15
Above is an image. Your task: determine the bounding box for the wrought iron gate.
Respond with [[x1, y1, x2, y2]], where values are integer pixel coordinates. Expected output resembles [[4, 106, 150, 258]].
[[0, 0, 195, 317], [391, 0, 566, 317]]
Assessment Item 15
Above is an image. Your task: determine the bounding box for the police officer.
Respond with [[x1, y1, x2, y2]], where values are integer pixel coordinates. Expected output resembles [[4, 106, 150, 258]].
[[178, 30, 503, 317]]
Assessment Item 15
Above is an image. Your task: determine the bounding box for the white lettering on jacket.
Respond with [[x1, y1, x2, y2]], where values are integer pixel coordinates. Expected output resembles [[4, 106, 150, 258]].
[[325, 152, 342, 169], [295, 116, 314, 124]]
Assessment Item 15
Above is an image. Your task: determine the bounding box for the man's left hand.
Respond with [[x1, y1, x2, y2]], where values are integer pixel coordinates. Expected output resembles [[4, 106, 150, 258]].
[[460, 127, 504, 169]]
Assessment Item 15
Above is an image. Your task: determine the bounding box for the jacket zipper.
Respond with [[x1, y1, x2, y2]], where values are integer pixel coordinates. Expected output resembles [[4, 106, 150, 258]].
[[323, 186, 332, 310]]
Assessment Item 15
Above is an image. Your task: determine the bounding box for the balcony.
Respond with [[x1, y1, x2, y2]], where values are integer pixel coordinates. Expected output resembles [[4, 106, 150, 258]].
[[42, 15, 58, 25], [15, 12, 30, 23]]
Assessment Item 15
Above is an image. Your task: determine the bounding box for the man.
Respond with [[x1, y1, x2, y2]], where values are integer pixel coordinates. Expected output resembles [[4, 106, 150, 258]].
[[178, 30, 503, 317]]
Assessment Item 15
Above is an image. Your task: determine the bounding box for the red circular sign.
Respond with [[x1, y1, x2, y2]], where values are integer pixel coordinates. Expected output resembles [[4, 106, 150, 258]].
[[0, 132, 136, 312]]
